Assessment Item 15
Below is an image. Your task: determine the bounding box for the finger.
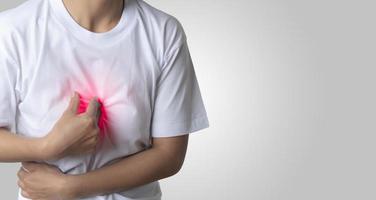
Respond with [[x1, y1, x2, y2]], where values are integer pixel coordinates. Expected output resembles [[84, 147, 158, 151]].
[[21, 166, 30, 173], [23, 190, 43, 200], [17, 180, 25, 190], [83, 135, 98, 146], [21, 162, 40, 173], [79, 133, 98, 145], [21, 190, 32, 199], [17, 180, 32, 197], [66, 92, 80, 114], [17, 167, 28, 179], [80, 136, 98, 152], [72, 136, 98, 155], [84, 97, 100, 118], [87, 129, 100, 139], [68, 128, 94, 147], [96, 102, 102, 123]]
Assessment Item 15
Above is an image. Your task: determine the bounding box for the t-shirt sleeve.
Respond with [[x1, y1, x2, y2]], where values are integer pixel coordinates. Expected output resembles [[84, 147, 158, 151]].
[[0, 37, 19, 133], [151, 19, 209, 138]]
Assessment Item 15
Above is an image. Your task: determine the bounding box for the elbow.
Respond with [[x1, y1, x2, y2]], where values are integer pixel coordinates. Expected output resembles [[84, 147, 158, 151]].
[[164, 156, 185, 178], [170, 159, 184, 176]]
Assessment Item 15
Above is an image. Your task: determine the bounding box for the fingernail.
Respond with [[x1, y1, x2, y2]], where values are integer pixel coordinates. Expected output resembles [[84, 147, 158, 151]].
[[93, 97, 100, 106]]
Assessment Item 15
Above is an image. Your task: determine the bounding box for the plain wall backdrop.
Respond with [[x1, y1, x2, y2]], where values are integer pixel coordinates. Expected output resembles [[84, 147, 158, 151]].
[[1, 0, 376, 199]]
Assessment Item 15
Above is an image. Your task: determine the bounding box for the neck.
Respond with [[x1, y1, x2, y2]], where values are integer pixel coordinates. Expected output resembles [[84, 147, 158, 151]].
[[62, 0, 124, 33]]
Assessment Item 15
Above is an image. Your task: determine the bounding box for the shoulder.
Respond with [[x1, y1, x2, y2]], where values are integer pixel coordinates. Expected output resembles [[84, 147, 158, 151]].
[[0, 0, 47, 58], [0, 0, 47, 35], [134, 0, 187, 60], [136, 0, 183, 27], [0, 0, 46, 66], [136, 0, 186, 40]]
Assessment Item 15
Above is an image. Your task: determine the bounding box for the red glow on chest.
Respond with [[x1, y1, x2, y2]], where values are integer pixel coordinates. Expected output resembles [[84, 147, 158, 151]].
[[77, 95, 109, 140]]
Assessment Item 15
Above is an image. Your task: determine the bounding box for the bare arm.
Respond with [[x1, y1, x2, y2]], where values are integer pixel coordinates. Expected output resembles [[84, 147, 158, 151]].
[[68, 135, 189, 198], [0, 128, 45, 162], [0, 93, 101, 163], [19, 135, 189, 199]]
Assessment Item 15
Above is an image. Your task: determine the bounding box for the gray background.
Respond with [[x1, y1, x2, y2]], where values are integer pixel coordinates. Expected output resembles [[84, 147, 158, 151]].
[[1, 0, 375, 199]]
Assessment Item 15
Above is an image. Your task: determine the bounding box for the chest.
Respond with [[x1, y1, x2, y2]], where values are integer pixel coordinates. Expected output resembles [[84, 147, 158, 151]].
[[17, 36, 160, 141]]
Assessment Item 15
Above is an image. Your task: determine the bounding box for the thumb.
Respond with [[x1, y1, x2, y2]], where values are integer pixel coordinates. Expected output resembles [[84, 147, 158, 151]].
[[66, 92, 80, 114], [84, 97, 100, 119], [21, 162, 39, 173]]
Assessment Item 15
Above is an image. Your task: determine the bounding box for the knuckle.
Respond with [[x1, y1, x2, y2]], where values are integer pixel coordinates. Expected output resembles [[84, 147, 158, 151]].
[[81, 117, 92, 126], [21, 190, 30, 198], [83, 117, 90, 125], [87, 118, 96, 128], [17, 170, 23, 179], [91, 130, 97, 136], [91, 136, 98, 143], [17, 180, 22, 187]]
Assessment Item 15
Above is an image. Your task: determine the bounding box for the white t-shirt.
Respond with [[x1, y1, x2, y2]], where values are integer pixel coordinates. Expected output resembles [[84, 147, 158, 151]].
[[0, 0, 209, 199]]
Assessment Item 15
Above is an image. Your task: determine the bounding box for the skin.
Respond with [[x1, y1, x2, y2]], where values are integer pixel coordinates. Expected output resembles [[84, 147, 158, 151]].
[[0, 92, 100, 162], [2, 0, 190, 199], [18, 135, 188, 199], [62, 0, 124, 33]]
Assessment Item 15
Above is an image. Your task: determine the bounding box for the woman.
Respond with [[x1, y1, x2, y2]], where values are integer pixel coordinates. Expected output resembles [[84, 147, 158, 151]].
[[0, 0, 209, 199]]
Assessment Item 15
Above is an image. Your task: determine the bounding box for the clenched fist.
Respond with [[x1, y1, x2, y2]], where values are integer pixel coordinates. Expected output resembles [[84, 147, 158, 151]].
[[41, 92, 101, 160]]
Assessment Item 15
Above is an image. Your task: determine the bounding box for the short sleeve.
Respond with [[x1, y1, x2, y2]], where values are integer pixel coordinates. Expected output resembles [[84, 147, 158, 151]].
[[151, 25, 209, 137], [0, 31, 19, 133]]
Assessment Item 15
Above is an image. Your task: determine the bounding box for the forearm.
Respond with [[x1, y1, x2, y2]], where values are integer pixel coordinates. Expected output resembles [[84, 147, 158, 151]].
[[68, 147, 178, 198], [0, 128, 46, 162], [0, 94, 104, 163], [67, 136, 188, 198]]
